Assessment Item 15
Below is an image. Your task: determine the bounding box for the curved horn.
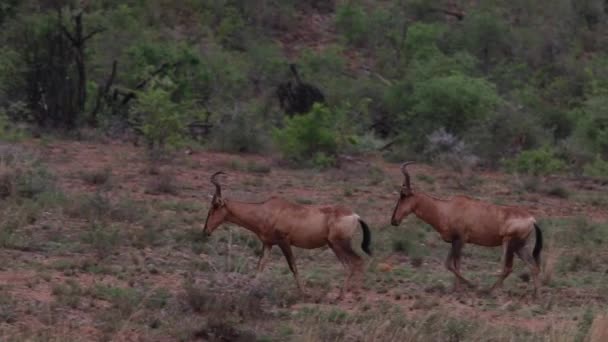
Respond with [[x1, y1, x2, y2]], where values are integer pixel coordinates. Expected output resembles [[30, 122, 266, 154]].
[[210, 171, 225, 197], [401, 162, 415, 189]]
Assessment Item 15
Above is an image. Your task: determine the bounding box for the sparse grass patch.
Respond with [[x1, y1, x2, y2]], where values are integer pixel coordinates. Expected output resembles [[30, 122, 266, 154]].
[[0, 146, 57, 200], [145, 287, 172, 310], [65, 194, 144, 223], [367, 165, 385, 185], [0, 290, 17, 324], [390, 227, 425, 259], [52, 279, 83, 309], [146, 172, 179, 195], [174, 227, 209, 254], [246, 161, 271, 174], [64, 193, 112, 221], [416, 173, 436, 185], [182, 280, 265, 319], [81, 221, 122, 258]]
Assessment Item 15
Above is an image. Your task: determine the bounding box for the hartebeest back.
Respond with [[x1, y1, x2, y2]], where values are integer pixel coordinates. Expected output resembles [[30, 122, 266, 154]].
[[203, 171, 372, 298], [390, 162, 543, 295]]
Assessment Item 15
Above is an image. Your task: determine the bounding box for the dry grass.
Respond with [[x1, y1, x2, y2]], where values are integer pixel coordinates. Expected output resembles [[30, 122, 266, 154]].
[[1, 140, 607, 341]]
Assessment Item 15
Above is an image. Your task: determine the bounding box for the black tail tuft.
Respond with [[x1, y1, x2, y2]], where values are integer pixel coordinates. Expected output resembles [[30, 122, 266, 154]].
[[358, 219, 372, 256], [533, 223, 543, 265]]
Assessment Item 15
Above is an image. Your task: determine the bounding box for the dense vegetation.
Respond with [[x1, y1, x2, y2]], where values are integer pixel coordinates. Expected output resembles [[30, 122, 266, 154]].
[[1, 0, 608, 174]]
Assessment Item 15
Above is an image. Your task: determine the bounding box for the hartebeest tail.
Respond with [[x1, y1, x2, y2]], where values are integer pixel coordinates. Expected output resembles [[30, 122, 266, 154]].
[[533, 223, 543, 265], [203, 171, 372, 299], [359, 219, 372, 256], [391, 162, 543, 296]]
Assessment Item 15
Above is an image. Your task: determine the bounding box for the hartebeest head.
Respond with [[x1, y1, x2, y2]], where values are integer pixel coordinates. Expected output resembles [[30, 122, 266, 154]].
[[203, 171, 228, 235], [391, 162, 417, 226]]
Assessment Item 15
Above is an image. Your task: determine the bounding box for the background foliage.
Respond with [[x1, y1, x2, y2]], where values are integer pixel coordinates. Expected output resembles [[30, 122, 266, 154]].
[[0, 0, 607, 176]]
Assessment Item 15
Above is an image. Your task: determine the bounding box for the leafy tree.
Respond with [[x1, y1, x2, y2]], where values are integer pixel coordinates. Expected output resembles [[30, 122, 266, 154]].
[[402, 74, 501, 151], [129, 81, 186, 156]]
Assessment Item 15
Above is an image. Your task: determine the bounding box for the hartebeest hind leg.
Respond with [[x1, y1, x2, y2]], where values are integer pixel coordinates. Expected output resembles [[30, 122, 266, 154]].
[[278, 241, 303, 292], [515, 247, 541, 296], [330, 239, 364, 299], [328, 239, 363, 298], [488, 239, 521, 293], [445, 238, 475, 290]]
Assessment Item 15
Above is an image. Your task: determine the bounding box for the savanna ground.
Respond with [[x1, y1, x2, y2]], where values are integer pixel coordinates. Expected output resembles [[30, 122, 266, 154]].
[[1, 139, 608, 342]]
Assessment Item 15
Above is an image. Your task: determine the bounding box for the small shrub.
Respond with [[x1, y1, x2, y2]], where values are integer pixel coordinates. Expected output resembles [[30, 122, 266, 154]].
[[0, 111, 28, 142], [444, 318, 475, 342], [81, 222, 121, 258], [504, 146, 566, 176], [0, 146, 56, 200], [193, 318, 257, 342], [65, 193, 112, 221], [183, 282, 208, 313], [424, 128, 479, 172], [129, 83, 186, 158], [335, 3, 369, 46], [145, 288, 172, 310], [91, 285, 142, 317], [295, 198, 313, 205], [312, 152, 336, 169], [130, 216, 165, 249], [79, 167, 112, 186], [52, 280, 83, 308], [245, 161, 271, 174], [545, 185, 569, 198]]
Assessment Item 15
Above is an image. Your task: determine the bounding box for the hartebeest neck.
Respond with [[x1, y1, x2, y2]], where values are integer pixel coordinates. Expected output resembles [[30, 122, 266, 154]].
[[412, 192, 449, 235], [224, 200, 265, 236]]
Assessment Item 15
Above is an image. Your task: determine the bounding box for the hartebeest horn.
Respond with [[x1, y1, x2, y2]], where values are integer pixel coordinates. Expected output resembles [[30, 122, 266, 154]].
[[210, 171, 225, 198], [401, 162, 415, 189]]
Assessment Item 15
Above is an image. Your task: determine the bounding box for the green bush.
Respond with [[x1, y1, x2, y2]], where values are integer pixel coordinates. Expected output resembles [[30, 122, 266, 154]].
[[583, 155, 608, 179], [335, 3, 369, 46], [129, 82, 186, 156], [404, 23, 445, 61], [401, 74, 501, 151], [504, 146, 566, 176], [572, 95, 608, 157], [273, 104, 338, 165]]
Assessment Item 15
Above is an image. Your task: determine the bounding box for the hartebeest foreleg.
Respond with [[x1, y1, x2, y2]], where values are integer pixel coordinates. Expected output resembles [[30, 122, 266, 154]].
[[256, 244, 272, 274], [278, 241, 303, 291], [445, 238, 474, 290]]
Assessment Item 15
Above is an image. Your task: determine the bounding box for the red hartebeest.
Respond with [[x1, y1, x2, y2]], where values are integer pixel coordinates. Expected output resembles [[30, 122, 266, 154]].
[[203, 172, 372, 298], [390, 162, 543, 295]]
